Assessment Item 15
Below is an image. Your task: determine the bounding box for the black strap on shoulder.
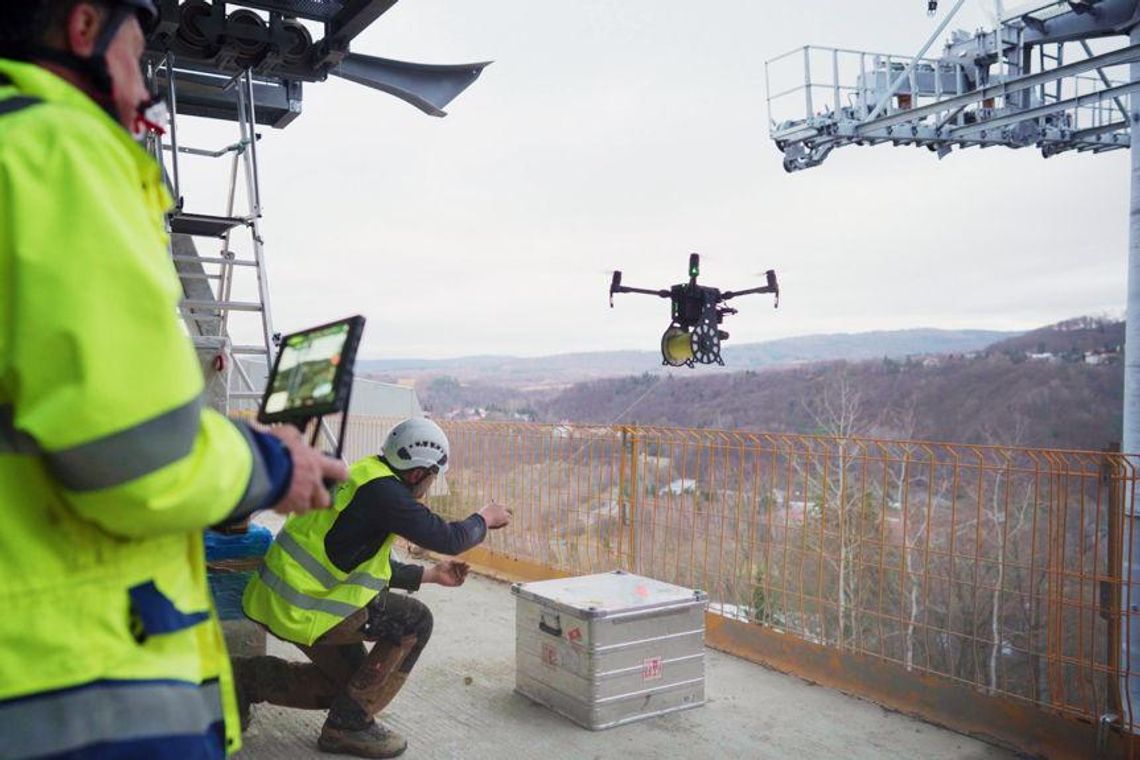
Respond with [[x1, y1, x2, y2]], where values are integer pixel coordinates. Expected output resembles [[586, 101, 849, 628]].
[[0, 69, 44, 115], [0, 95, 41, 116]]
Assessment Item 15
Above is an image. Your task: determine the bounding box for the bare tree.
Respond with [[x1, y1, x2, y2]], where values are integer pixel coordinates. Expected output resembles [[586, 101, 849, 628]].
[[795, 365, 870, 647], [804, 364, 866, 439]]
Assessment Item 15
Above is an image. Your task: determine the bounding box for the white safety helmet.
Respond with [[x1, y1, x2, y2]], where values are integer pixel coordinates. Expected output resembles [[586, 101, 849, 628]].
[[382, 418, 450, 474]]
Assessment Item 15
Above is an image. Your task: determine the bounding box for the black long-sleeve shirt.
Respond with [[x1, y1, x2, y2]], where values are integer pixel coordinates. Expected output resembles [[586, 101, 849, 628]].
[[324, 465, 486, 591]]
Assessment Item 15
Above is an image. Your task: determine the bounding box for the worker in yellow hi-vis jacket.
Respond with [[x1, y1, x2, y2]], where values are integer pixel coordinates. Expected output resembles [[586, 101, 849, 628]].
[[0, 2, 348, 757], [241, 418, 512, 759]]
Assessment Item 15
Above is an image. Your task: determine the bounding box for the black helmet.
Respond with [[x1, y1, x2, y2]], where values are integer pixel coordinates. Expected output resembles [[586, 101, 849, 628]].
[[111, 0, 159, 33], [1, 0, 160, 99], [1, 1, 158, 57]]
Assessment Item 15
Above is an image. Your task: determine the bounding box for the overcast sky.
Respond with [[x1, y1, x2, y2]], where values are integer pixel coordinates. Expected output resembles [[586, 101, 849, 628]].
[[175, 1, 1130, 360]]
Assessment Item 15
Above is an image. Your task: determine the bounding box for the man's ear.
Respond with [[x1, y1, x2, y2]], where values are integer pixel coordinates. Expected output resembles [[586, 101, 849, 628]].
[[64, 3, 103, 56], [402, 467, 427, 485]]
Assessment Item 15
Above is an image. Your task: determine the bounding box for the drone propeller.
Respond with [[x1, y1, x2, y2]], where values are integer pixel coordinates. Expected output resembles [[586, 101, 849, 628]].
[[723, 270, 780, 308]]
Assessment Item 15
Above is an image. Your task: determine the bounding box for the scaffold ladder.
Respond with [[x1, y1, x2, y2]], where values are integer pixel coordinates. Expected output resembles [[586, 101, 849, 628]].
[[147, 56, 276, 410]]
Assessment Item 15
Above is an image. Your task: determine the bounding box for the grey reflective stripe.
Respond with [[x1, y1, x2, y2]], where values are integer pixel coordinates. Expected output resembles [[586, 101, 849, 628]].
[[227, 421, 273, 518], [0, 680, 222, 758], [0, 404, 39, 455], [276, 530, 388, 592], [256, 562, 363, 618], [276, 530, 339, 588], [345, 569, 388, 591], [0, 95, 42, 116], [46, 396, 203, 491]]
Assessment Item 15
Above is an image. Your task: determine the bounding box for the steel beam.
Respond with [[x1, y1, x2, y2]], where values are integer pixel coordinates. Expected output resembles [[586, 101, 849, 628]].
[[1070, 119, 1131, 139], [1081, 40, 1131, 122], [950, 79, 1140, 136], [855, 43, 1140, 135], [151, 66, 302, 128]]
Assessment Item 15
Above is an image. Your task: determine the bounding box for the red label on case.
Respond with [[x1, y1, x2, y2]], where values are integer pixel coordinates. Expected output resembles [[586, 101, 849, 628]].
[[642, 657, 663, 680]]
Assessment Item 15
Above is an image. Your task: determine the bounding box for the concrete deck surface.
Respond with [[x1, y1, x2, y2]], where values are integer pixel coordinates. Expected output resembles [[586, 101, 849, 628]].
[[236, 569, 1018, 760]]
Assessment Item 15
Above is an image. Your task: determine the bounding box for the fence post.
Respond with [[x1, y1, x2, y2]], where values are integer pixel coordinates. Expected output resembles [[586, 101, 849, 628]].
[[1102, 443, 1124, 723], [620, 427, 639, 573]]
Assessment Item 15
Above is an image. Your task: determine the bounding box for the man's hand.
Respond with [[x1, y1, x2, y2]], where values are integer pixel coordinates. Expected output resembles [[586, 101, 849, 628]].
[[424, 560, 469, 587], [266, 425, 349, 515], [478, 501, 512, 530]]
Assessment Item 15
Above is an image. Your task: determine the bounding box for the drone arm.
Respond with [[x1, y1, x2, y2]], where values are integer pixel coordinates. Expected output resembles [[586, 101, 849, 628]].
[[722, 285, 775, 298], [610, 270, 670, 307], [619, 286, 672, 297], [722, 270, 780, 308]]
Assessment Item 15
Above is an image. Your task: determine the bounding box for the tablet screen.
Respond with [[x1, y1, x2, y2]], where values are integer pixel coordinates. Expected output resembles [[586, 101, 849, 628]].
[[258, 316, 364, 424]]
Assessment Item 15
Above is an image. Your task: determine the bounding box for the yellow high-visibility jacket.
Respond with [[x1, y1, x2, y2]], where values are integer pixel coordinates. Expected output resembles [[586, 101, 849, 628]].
[[0, 59, 271, 758], [243, 456, 397, 646]]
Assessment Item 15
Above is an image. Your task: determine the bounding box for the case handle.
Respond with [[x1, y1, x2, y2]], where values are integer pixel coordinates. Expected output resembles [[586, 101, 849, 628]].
[[539, 611, 562, 637]]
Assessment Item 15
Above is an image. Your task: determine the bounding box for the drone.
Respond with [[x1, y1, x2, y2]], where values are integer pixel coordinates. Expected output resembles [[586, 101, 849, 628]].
[[609, 253, 779, 368]]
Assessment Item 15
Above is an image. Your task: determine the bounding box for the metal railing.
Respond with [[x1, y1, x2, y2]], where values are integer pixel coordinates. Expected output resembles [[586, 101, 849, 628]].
[[340, 416, 1137, 731], [766, 45, 975, 130], [765, 41, 1131, 154]]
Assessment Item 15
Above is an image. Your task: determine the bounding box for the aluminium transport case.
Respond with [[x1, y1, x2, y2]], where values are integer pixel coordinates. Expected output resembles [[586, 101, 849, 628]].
[[511, 570, 708, 730]]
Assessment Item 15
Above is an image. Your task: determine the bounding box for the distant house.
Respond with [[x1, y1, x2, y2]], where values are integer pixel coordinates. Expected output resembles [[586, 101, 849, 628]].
[[1084, 349, 1118, 365], [661, 478, 698, 496]]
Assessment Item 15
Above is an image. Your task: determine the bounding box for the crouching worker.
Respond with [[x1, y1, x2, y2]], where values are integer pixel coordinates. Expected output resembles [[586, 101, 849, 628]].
[[238, 418, 511, 758]]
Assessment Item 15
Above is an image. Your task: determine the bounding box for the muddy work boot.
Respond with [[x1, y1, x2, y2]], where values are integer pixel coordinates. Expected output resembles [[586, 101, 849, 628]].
[[318, 720, 407, 758], [316, 635, 418, 757], [321, 690, 408, 758]]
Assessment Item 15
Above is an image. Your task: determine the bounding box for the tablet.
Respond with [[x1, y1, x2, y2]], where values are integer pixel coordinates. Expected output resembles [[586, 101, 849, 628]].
[[257, 315, 365, 425]]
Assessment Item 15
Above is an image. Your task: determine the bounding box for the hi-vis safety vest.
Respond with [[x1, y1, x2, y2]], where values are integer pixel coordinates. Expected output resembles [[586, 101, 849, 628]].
[[243, 457, 398, 646], [0, 60, 272, 758]]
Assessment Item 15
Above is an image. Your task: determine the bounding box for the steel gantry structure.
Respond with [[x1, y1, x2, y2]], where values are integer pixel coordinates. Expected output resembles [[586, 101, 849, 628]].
[[767, 0, 1140, 740], [768, 0, 1134, 170]]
